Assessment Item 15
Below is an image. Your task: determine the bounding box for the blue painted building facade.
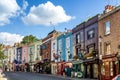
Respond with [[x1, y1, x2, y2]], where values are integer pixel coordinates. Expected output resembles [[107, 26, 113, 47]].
[[64, 32, 73, 62], [57, 33, 65, 62], [57, 32, 73, 62]]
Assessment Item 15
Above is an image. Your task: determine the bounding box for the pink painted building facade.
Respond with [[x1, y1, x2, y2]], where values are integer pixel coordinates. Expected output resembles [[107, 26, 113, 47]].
[[22, 46, 28, 64]]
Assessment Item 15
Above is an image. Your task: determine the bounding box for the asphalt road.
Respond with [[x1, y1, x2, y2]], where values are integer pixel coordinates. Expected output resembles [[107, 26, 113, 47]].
[[3, 71, 71, 80]]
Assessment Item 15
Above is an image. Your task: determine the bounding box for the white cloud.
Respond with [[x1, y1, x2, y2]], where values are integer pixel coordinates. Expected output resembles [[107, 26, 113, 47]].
[[22, 0, 28, 10], [0, 32, 24, 46], [22, 1, 74, 26], [20, 0, 29, 16], [0, 0, 20, 26]]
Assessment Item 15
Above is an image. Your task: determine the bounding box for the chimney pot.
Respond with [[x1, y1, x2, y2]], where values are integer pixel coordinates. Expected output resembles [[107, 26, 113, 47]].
[[104, 5, 114, 13]]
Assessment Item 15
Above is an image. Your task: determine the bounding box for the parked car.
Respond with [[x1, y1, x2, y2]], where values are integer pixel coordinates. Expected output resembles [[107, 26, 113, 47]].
[[112, 74, 120, 80]]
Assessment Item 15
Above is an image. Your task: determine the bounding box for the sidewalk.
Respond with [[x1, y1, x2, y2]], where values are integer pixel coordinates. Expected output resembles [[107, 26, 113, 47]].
[[35, 73, 98, 80]]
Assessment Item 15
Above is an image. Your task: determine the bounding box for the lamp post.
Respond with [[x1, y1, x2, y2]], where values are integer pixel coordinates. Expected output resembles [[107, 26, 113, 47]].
[[99, 36, 102, 80]]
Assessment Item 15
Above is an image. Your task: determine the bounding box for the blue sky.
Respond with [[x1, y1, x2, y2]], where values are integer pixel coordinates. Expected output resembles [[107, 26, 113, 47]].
[[0, 0, 120, 45]]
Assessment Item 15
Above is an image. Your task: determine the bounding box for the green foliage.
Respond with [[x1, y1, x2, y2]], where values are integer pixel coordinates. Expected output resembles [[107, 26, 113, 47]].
[[0, 44, 6, 60], [21, 35, 38, 44], [0, 50, 7, 60]]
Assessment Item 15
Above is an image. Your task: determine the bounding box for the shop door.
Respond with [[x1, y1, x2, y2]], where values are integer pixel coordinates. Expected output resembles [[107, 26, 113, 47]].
[[105, 62, 110, 79], [87, 65, 90, 78]]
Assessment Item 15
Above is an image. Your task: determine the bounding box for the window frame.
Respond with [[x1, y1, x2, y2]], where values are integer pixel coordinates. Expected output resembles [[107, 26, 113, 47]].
[[105, 42, 111, 55], [87, 28, 95, 40], [105, 21, 110, 35], [76, 33, 80, 44]]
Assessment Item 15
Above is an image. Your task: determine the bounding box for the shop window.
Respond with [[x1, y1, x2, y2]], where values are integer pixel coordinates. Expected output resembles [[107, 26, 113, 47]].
[[110, 62, 113, 76], [105, 42, 111, 55], [105, 21, 110, 35], [105, 62, 110, 78], [93, 64, 98, 78], [101, 63, 105, 75], [81, 64, 84, 72], [87, 65, 90, 75], [87, 29, 95, 40]]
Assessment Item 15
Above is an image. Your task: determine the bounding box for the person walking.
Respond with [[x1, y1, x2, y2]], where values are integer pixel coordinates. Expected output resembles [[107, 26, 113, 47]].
[[63, 68, 66, 77]]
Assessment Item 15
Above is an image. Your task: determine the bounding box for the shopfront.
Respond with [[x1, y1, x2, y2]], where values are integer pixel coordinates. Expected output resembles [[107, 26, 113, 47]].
[[101, 54, 118, 80], [63, 62, 72, 77], [57, 62, 64, 75], [51, 62, 57, 74], [84, 58, 99, 79], [72, 60, 84, 78]]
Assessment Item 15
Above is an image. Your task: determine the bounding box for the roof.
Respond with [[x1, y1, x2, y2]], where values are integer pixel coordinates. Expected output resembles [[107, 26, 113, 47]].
[[99, 5, 120, 20]]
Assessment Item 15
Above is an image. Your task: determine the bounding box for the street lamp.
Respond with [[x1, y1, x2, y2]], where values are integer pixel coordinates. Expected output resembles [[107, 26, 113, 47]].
[[99, 36, 102, 80]]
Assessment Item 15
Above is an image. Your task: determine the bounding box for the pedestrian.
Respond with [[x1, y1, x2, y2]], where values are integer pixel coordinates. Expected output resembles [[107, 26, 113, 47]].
[[63, 68, 66, 77], [40, 67, 42, 73]]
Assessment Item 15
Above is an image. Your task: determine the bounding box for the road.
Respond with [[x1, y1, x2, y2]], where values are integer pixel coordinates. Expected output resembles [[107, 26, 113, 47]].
[[3, 71, 98, 80], [3, 71, 71, 80]]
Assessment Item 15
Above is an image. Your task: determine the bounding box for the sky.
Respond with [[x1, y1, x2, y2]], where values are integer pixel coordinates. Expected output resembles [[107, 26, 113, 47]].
[[0, 0, 120, 46]]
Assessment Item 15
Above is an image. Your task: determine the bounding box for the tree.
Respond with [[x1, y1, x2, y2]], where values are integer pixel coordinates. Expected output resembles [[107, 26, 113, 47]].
[[21, 35, 38, 44], [0, 50, 7, 60], [0, 44, 7, 69]]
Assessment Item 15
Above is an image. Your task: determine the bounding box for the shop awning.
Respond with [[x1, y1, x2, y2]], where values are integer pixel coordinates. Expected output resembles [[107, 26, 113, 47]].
[[84, 52, 93, 58], [84, 51, 97, 59], [72, 60, 83, 64], [84, 57, 99, 63]]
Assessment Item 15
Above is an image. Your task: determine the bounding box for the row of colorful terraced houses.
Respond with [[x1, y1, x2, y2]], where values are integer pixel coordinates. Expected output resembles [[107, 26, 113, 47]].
[[2, 5, 120, 80]]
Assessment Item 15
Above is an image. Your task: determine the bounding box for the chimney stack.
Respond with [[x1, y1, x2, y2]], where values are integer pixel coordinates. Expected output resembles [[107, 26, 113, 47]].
[[104, 5, 114, 13]]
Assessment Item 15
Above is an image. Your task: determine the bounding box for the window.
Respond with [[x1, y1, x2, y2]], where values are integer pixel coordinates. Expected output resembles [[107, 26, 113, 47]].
[[76, 33, 80, 43], [101, 63, 105, 75], [37, 45, 40, 50], [88, 47, 94, 53], [105, 21, 110, 35], [42, 45, 46, 50], [110, 62, 113, 76], [87, 45, 95, 53], [93, 64, 98, 78], [24, 49, 26, 53], [80, 31, 84, 42], [66, 37, 70, 48], [76, 48, 80, 55], [53, 43, 55, 50], [81, 64, 84, 72], [58, 40, 62, 50], [87, 29, 94, 39], [105, 43, 111, 54]]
